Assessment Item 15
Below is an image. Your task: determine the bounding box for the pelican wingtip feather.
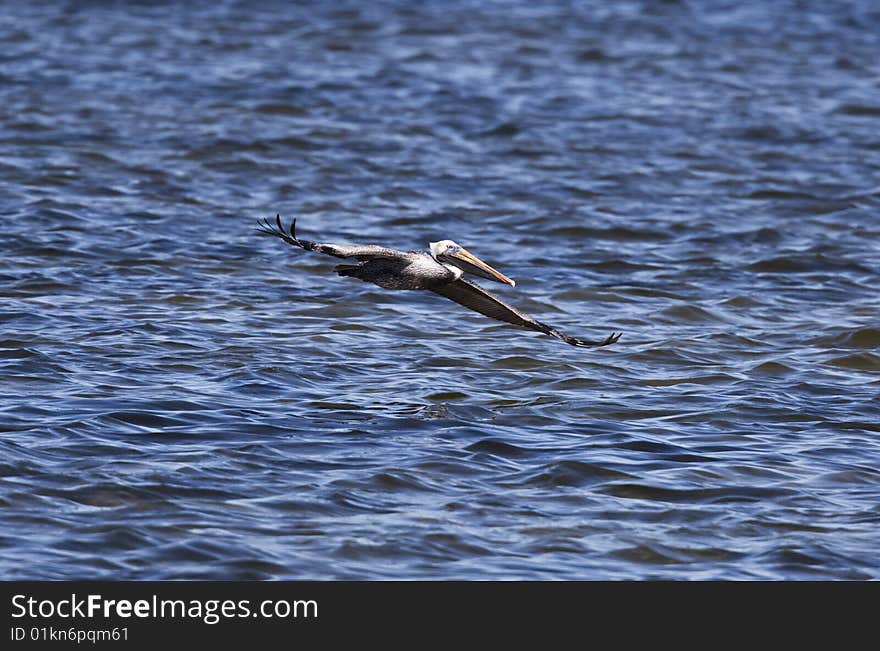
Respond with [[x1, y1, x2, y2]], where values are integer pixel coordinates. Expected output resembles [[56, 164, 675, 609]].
[[258, 214, 310, 250]]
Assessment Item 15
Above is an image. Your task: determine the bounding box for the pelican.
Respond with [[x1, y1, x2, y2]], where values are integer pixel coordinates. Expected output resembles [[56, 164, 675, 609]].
[[258, 215, 621, 348]]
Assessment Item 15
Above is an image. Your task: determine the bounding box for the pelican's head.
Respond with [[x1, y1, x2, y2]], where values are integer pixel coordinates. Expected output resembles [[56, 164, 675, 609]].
[[429, 239, 515, 286]]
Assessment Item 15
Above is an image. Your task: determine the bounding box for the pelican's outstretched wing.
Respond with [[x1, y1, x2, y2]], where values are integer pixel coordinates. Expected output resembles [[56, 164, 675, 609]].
[[431, 278, 621, 348], [258, 215, 399, 260]]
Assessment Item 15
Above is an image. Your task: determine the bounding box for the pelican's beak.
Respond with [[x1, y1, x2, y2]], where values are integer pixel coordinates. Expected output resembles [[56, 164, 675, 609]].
[[442, 247, 516, 286]]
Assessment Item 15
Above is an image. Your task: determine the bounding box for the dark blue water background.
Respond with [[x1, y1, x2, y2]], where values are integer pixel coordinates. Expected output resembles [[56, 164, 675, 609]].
[[2, 1, 879, 579]]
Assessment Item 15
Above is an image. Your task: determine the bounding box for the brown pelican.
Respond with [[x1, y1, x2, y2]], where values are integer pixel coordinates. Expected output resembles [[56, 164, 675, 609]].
[[258, 215, 621, 348]]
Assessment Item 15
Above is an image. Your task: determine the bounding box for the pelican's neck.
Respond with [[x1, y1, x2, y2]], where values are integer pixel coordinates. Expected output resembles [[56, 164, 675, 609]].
[[439, 262, 464, 280]]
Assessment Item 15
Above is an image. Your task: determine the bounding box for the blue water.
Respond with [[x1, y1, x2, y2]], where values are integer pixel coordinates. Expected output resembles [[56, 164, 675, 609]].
[[1, 0, 879, 579]]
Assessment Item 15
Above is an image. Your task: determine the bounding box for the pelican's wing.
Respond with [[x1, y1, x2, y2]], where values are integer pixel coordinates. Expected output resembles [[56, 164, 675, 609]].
[[431, 278, 621, 348], [258, 215, 399, 260]]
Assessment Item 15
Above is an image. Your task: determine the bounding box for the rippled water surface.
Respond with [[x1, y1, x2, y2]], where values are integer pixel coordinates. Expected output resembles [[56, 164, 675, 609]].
[[2, 1, 879, 579]]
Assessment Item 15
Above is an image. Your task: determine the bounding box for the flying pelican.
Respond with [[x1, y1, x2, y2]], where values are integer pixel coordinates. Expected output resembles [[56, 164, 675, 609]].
[[258, 215, 621, 348]]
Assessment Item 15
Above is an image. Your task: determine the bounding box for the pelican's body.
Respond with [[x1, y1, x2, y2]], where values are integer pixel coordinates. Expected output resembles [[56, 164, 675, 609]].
[[258, 215, 621, 348], [335, 251, 458, 290]]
